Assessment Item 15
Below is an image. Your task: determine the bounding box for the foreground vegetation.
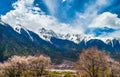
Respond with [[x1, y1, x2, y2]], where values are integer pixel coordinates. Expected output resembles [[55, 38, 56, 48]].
[[76, 47, 120, 77], [0, 55, 51, 77], [0, 47, 119, 77]]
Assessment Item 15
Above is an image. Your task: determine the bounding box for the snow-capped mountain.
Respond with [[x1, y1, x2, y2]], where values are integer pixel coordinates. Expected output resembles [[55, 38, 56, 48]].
[[2, 18, 119, 48], [1, 0, 120, 47], [38, 27, 92, 43], [39, 28, 57, 42], [0, 21, 120, 63], [38, 27, 119, 46], [1, 0, 120, 64]]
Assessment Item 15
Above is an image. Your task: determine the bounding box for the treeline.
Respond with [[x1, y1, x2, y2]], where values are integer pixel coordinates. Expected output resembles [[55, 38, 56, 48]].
[[0, 47, 120, 77]]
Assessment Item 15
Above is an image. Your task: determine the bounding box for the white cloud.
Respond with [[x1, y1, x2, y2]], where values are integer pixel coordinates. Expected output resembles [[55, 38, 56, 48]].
[[73, 0, 111, 29], [1, 0, 120, 39], [97, 30, 120, 39], [72, 0, 120, 39], [73, 0, 115, 29], [43, 0, 59, 15], [87, 11, 120, 38], [89, 12, 120, 29], [62, 0, 66, 2], [97, 0, 109, 6], [108, 30, 120, 38], [1, 0, 83, 35]]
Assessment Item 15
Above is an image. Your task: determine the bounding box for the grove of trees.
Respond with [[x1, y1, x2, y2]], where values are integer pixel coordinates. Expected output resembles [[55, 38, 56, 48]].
[[0, 48, 120, 77], [76, 47, 120, 77], [0, 55, 51, 77]]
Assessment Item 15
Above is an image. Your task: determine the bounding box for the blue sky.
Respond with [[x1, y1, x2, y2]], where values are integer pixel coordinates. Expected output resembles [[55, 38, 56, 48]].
[[0, 0, 120, 38], [34, 0, 120, 23], [1, 0, 120, 22]]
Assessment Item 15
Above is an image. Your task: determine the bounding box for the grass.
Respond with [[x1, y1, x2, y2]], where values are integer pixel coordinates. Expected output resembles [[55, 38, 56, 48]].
[[49, 71, 76, 77], [49, 71, 70, 75]]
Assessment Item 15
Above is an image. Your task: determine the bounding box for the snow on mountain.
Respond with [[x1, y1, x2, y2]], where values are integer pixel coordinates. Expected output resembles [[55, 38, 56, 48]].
[[14, 24, 22, 34], [0, 21, 5, 25], [38, 27, 86, 43], [1, 20, 119, 46], [37, 27, 119, 45], [38, 28, 57, 42], [11, 24, 34, 41]]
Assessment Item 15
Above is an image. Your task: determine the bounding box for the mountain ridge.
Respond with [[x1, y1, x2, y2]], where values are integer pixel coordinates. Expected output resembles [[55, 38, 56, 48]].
[[0, 21, 120, 63], [38, 27, 120, 46]]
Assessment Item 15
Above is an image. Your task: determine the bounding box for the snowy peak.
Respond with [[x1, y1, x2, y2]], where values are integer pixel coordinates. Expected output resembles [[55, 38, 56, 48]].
[[5, 23, 34, 41], [39, 28, 57, 37], [38, 27, 120, 46], [1, 22, 120, 52], [38, 28, 85, 43], [59, 33, 85, 43], [38, 28, 93, 43], [1, 20, 120, 46], [39, 28, 57, 42]]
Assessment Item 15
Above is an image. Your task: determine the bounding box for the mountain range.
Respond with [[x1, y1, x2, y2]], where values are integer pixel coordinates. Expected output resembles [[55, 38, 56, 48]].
[[0, 21, 120, 63]]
